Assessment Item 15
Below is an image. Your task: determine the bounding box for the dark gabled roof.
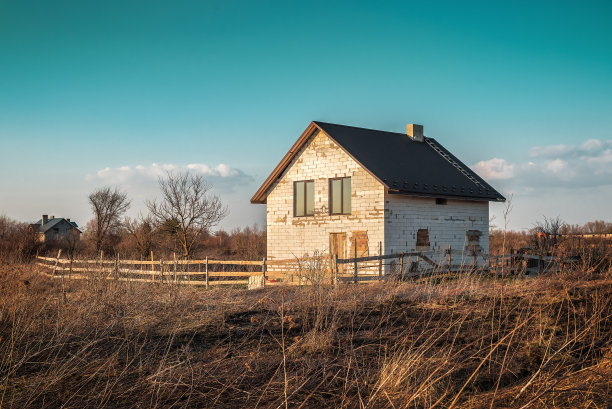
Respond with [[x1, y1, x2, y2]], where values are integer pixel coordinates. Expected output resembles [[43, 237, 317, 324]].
[[31, 218, 82, 233], [251, 121, 505, 204]]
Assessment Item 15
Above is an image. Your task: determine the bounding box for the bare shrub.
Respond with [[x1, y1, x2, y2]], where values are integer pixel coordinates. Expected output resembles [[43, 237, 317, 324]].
[[121, 215, 156, 258], [0, 216, 41, 264], [1, 259, 609, 408]]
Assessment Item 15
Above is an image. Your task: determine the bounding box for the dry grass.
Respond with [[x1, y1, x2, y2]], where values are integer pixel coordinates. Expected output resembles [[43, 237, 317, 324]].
[[0, 262, 610, 408]]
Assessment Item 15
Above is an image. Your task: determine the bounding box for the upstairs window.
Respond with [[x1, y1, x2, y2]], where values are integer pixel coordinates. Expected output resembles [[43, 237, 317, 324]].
[[329, 177, 351, 215], [294, 180, 314, 217]]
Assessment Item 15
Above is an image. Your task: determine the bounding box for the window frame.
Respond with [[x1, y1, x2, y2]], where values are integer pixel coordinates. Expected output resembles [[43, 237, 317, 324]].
[[293, 180, 315, 217], [329, 176, 351, 215]]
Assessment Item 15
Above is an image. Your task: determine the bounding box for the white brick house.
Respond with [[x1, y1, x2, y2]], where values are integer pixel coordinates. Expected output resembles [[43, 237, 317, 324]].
[[251, 122, 505, 264]]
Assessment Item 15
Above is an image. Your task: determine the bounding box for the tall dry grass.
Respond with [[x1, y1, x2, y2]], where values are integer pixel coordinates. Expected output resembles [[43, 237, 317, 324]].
[[0, 258, 610, 408]]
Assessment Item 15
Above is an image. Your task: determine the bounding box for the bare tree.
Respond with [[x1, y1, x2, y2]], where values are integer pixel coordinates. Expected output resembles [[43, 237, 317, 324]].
[[147, 171, 228, 258], [88, 187, 131, 253], [584, 220, 611, 234], [124, 215, 156, 258]]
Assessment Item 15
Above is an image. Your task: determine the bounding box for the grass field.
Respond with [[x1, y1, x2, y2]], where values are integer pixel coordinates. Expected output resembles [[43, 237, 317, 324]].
[[0, 262, 610, 408]]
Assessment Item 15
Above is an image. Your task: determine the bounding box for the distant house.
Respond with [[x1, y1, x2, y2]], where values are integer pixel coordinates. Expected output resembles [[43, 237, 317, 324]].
[[251, 122, 505, 264], [29, 215, 82, 242]]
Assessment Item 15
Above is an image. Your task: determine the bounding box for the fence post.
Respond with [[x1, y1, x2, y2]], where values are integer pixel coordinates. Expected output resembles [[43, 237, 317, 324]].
[[400, 252, 404, 279], [159, 260, 163, 283], [55, 249, 63, 299], [114, 253, 119, 280], [334, 254, 338, 290], [378, 241, 382, 280], [205, 257, 209, 289], [150, 251, 154, 274], [353, 240, 358, 284], [196, 261, 200, 285], [262, 257, 266, 288], [329, 254, 334, 286], [53, 249, 62, 275], [448, 245, 452, 272], [173, 253, 177, 283], [185, 257, 189, 284]]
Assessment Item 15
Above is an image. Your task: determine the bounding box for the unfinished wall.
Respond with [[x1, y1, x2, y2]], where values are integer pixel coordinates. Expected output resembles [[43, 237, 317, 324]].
[[265, 131, 385, 260], [384, 195, 489, 265]]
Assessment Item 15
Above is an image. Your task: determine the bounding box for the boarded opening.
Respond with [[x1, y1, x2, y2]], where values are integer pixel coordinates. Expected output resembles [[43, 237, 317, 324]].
[[349, 231, 369, 258], [466, 230, 482, 254], [416, 229, 430, 251]]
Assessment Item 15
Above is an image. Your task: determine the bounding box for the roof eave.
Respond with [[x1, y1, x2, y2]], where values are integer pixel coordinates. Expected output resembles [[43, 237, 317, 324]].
[[388, 189, 504, 202], [250, 122, 319, 204]]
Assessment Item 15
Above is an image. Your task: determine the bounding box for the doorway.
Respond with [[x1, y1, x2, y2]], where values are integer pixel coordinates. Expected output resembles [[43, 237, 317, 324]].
[[330, 232, 347, 273]]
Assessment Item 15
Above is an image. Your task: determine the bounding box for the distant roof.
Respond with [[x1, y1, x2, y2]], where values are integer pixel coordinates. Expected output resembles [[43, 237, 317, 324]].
[[251, 121, 505, 203], [31, 218, 82, 233]]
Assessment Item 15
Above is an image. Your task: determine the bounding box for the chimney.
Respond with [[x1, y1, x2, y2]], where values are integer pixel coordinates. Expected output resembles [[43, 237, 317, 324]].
[[407, 124, 424, 142], [50, 215, 55, 220], [66, 218, 70, 222], [42, 215, 48, 225]]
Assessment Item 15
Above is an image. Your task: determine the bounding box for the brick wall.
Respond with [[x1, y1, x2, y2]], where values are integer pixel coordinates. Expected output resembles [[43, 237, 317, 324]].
[[266, 131, 385, 260], [384, 195, 489, 265]]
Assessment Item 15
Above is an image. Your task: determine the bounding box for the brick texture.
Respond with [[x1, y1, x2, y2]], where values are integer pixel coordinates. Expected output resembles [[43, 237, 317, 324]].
[[385, 195, 489, 266], [266, 131, 385, 260]]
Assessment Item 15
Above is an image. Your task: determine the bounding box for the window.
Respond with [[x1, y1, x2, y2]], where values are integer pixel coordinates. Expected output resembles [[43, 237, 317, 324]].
[[329, 177, 351, 215], [435, 198, 447, 205], [294, 180, 314, 217]]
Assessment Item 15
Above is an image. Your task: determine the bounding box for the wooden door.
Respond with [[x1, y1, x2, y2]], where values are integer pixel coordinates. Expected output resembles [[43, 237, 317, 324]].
[[330, 233, 347, 273], [350, 231, 369, 259]]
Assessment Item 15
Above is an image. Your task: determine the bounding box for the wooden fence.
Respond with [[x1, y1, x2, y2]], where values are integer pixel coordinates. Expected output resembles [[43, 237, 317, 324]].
[[333, 247, 568, 283], [36, 252, 265, 288], [36, 248, 569, 288]]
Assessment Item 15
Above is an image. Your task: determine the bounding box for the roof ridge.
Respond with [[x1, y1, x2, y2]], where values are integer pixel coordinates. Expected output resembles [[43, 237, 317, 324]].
[[314, 121, 405, 137]]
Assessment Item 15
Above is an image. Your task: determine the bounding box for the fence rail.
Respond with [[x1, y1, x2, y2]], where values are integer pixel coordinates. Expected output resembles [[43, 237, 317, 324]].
[[35, 247, 572, 289]]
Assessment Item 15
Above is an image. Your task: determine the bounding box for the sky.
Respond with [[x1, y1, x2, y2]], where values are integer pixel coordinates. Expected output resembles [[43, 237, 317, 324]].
[[0, 0, 611, 232]]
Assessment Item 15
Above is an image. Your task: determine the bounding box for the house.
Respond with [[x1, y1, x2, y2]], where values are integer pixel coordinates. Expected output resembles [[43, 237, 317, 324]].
[[29, 215, 82, 242], [251, 122, 505, 265]]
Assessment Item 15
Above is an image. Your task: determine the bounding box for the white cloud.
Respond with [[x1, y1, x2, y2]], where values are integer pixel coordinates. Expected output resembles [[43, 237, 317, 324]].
[[543, 158, 567, 174], [580, 139, 606, 151], [471, 158, 515, 180], [528, 144, 572, 158], [85, 162, 253, 192], [473, 138, 612, 190]]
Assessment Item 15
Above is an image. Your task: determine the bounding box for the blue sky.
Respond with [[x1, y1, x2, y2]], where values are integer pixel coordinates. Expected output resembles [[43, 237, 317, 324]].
[[1, 0, 611, 231]]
